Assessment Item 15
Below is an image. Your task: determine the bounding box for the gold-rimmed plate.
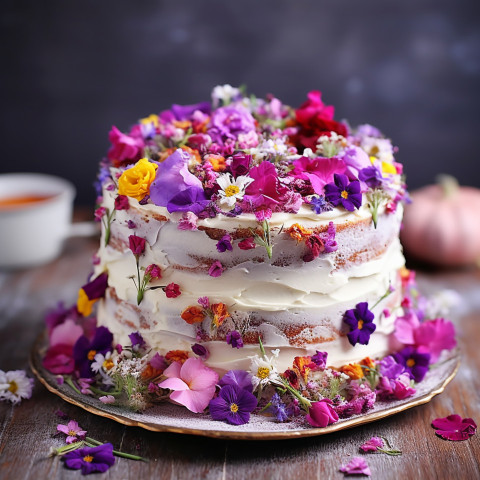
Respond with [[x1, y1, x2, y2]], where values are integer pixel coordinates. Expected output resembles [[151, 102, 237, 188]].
[[30, 334, 459, 441]]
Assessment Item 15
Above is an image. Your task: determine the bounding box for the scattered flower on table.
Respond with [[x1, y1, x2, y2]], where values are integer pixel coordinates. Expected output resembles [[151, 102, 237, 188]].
[[339, 457, 371, 476], [360, 436, 402, 456], [63, 443, 115, 475], [432, 415, 477, 441], [57, 420, 87, 444], [0, 369, 34, 404]]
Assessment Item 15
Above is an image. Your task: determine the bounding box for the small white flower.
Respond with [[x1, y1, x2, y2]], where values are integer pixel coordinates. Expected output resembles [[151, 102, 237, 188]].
[[249, 350, 282, 390], [216, 173, 254, 210], [0, 370, 33, 404], [91, 352, 116, 386], [212, 84, 241, 107]]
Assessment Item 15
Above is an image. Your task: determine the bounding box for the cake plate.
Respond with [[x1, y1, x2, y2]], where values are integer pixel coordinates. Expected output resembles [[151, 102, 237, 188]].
[[30, 334, 459, 441]]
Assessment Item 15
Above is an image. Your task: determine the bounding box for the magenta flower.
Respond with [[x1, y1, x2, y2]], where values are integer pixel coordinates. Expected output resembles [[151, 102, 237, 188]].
[[360, 436, 384, 452], [324, 173, 362, 211], [216, 234, 233, 253], [376, 373, 416, 400], [339, 457, 371, 476], [238, 237, 256, 250], [178, 212, 198, 231], [378, 355, 405, 380], [208, 260, 224, 277], [57, 420, 87, 444], [432, 415, 477, 441], [107, 125, 143, 166], [43, 344, 76, 375], [311, 351, 328, 370], [209, 384, 257, 425], [145, 264, 162, 279], [192, 343, 209, 359], [343, 302, 376, 346], [208, 105, 256, 145], [413, 318, 457, 363], [230, 154, 252, 178], [128, 235, 146, 256], [114, 194, 130, 210], [158, 358, 218, 413], [63, 443, 115, 475], [306, 398, 339, 428], [291, 156, 346, 195]]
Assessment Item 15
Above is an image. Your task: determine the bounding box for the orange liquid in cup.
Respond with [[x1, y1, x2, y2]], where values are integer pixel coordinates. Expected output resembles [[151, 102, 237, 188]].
[[0, 194, 55, 209]]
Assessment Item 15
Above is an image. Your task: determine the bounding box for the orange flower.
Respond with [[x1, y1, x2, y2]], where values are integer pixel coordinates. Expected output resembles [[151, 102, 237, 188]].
[[210, 303, 230, 328], [286, 223, 312, 243], [181, 306, 205, 324], [141, 363, 165, 380], [206, 154, 227, 172], [360, 357, 376, 369], [157, 146, 201, 164], [293, 356, 314, 382], [165, 350, 190, 364], [339, 363, 364, 380], [173, 120, 191, 129]]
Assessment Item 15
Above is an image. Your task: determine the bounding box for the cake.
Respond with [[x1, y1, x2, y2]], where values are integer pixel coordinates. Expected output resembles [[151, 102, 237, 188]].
[[42, 86, 456, 426]]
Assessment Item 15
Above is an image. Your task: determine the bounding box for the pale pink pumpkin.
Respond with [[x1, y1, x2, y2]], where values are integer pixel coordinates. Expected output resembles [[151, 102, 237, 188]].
[[401, 175, 480, 267]]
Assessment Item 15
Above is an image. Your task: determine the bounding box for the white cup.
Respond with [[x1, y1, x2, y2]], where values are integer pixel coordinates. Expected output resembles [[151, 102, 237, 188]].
[[0, 173, 76, 269]]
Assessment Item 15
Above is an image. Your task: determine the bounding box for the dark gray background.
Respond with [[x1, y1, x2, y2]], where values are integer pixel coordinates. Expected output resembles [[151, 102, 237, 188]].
[[1, 1, 479, 206]]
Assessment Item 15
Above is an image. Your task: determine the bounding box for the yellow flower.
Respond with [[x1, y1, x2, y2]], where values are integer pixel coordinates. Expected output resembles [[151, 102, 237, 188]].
[[381, 161, 397, 175], [77, 288, 97, 317], [140, 114, 159, 128], [118, 158, 158, 201]]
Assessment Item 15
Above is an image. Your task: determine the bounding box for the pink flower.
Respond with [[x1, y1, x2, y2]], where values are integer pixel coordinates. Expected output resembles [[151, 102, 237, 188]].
[[360, 436, 384, 452], [114, 195, 130, 210], [43, 344, 75, 374], [244, 162, 288, 210], [208, 260, 224, 277], [158, 358, 219, 413], [49, 319, 83, 347], [432, 415, 477, 441], [107, 125, 143, 166], [94, 207, 106, 222], [414, 318, 456, 363], [57, 420, 87, 444], [165, 283, 181, 298], [99, 395, 116, 404], [178, 212, 198, 231], [145, 264, 162, 280], [291, 156, 346, 195], [339, 457, 371, 476], [306, 398, 339, 428], [394, 311, 420, 345]]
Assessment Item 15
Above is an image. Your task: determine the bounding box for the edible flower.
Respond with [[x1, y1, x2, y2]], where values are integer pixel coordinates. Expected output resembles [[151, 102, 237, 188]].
[[208, 260, 224, 277], [158, 358, 218, 413], [267, 393, 289, 422], [432, 415, 477, 441], [305, 398, 339, 428], [118, 158, 158, 201], [339, 457, 371, 476], [393, 346, 430, 383], [181, 306, 205, 324], [343, 302, 376, 346], [360, 436, 384, 452], [219, 369, 254, 392], [216, 234, 233, 253], [0, 370, 34, 404], [57, 420, 87, 444], [107, 125, 143, 166], [63, 443, 115, 475], [77, 273, 109, 317], [164, 283, 181, 298], [209, 384, 257, 425], [216, 173, 253, 211], [226, 330, 244, 349], [324, 173, 362, 211], [73, 326, 113, 378]]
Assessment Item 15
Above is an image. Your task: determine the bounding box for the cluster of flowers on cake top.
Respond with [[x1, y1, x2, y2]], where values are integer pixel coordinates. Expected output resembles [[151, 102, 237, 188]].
[[96, 85, 408, 231], [41, 268, 457, 428]]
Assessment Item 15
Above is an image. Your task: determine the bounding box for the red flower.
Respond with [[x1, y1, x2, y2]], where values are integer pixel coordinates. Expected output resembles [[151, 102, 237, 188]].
[[128, 235, 146, 256], [165, 283, 181, 298], [114, 195, 130, 210], [238, 237, 256, 250], [293, 91, 348, 150]]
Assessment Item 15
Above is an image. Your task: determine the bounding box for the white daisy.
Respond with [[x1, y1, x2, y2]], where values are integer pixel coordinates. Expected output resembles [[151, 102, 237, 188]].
[[0, 370, 34, 404], [249, 349, 282, 390], [216, 173, 253, 210], [91, 352, 116, 386]]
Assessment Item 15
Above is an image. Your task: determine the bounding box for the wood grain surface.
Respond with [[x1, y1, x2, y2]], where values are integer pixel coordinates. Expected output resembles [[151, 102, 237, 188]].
[[0, 216, 479, 480]]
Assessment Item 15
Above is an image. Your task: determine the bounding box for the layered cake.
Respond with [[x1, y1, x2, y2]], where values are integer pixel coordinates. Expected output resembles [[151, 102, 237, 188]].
[[43, 86, 456, 426]]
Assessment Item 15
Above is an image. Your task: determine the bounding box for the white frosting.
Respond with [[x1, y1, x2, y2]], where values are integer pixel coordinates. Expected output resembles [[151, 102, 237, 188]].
[[96, 186, 405, 373]]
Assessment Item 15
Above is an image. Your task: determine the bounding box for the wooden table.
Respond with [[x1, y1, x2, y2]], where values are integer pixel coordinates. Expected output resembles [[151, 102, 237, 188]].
[[1, 218, 479, 479]]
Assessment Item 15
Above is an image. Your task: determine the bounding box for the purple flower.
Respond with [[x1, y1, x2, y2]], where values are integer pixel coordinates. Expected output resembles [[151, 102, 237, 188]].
[[359, 165, 384, 189], [128, 235, 146, 256], [324, 221, 338, 253], [268, 393, 288, 422], [149, 352, 167, 371], [378, 355, 405, 380], [170, 101, 211, 121], [324, 173, 362, 211], [226, 330, 244, 349], [230, 154, 252, 178], [57, 420, 87, 444], [209, 384, 257, 425], [63, 443, 115, 475], [343, 302, 376, 346], [310, 195, 330, 214], [216, 234, 233, 253], [311, 351, 328, 370], [192, 343, 209, 359], [81, 273, 109, 302], [208, 105, 256, 145], [73, 326, 113, 378], [393, 346, 431, 382], [127, 220, 136, 229], [197, 296, 210, 309], [219, 369, 254, 393], [208, 260, 224, 277], [128, 331, 145, 350], [149, 149, 208, 214]]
